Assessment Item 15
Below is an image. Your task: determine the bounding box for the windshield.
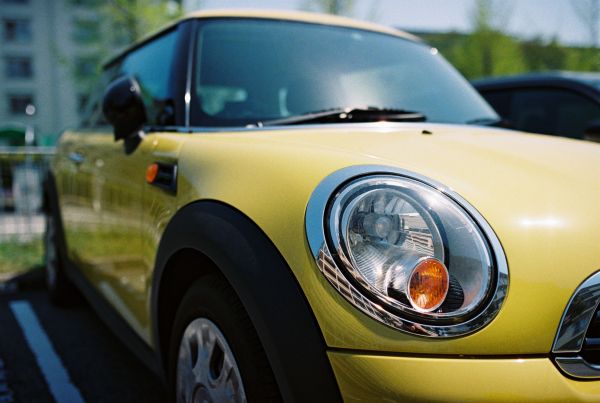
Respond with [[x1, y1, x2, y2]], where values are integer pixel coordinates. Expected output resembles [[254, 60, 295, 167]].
[[190, 19, 498, 127]]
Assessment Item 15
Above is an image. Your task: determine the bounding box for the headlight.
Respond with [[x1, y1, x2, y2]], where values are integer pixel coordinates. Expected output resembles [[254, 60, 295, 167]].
[[306, 167, 508, 337]]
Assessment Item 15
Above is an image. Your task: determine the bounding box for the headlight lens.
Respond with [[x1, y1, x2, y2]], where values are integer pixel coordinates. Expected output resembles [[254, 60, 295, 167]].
[[326, 175, 498, 326]]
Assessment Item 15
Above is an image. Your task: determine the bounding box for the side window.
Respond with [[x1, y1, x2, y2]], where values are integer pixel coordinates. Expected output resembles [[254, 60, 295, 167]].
[[509, 88, 600, 139], [119, 29, 178, 126], [79, 65, 119, 129], [479, 89, 512, 120]]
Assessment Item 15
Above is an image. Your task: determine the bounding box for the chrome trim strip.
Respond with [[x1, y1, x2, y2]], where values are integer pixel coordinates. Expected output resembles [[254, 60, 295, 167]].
[[305, 165, 509, 338], [551, 270, 600, 379], [552, 271, 600, 354], [554, 356, 600, 379]]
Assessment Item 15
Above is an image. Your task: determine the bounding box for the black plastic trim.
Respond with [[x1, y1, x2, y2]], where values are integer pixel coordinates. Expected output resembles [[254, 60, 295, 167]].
[[63, 261, 164, 378], [151, 201, 342, 403], [149, 162, 178, 194], [171, 20, 194, 127], [473, 77, 600, 104]]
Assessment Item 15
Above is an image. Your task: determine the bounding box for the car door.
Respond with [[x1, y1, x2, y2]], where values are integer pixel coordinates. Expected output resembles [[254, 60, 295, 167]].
[[75, 26, 186, 342], [53, 68, 123, 273], [54, 128, 103, 271], [94, 28, 185, 342], [483, 86, 600, 139], [508, 87, 600, 139]]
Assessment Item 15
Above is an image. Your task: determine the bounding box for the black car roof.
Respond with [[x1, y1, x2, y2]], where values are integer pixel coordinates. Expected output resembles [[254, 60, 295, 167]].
[[472, 71, 600, 101]]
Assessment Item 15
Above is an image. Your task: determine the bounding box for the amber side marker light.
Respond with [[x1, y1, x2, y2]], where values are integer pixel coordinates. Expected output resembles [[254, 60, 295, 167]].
[[408, 258, 449, 312], [146, 163, 159, 184]]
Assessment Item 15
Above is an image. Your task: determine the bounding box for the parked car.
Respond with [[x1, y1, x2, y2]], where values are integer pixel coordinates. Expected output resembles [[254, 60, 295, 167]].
[[473, 72, 600, 141], [45, 10, 600, 402]]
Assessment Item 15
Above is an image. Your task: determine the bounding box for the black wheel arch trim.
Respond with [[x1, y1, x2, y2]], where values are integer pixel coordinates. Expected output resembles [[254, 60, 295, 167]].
[[151, 200, 342, 402]]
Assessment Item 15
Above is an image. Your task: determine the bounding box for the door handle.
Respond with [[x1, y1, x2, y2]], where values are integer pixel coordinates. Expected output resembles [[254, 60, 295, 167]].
[[68, 152, 85, 165]]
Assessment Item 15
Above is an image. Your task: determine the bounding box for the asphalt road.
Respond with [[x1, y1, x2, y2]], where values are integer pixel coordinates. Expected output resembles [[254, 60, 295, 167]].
[[0, 271, 167, 403]]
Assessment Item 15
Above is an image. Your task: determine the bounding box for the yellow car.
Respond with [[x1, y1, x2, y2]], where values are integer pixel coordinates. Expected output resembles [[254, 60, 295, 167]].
[[45, 10, 600, 402]]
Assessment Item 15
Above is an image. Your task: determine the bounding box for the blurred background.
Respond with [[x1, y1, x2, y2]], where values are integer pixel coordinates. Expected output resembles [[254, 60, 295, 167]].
[[0, 0, 598, 278]]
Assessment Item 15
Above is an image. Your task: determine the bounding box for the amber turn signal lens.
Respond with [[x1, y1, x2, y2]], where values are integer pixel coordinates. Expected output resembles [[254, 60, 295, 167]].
[[408, 258, 449, 312], [146, 163, 159, 183]]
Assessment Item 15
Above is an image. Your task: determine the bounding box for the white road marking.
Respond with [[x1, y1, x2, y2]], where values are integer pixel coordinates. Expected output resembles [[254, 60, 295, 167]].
[[9, 301, 85, 403], [0, 358, 14, 403]]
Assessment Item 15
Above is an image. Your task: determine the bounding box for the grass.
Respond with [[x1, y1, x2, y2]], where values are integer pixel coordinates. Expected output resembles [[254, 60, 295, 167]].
[[0, 238, 43, 277], [0, 227, 138, 279]]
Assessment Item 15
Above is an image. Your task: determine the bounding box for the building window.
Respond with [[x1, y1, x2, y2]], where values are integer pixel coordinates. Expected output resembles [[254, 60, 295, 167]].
[[7, 94, 34, 115], [5, 56, 33, 78], [72, 18, 100, 44], [75, 57, 98, 78], [3, 19, 31, 42]]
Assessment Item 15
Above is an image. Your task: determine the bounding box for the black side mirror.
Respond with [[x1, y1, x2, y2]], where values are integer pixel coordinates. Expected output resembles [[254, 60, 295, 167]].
[[102, 76, 147, 142], [584, 119, 600, 143]]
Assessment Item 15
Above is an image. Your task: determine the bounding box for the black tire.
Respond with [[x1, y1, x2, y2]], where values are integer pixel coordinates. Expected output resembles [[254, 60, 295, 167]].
[[168, 275, 281, 403], [44, 212, 77, 305]]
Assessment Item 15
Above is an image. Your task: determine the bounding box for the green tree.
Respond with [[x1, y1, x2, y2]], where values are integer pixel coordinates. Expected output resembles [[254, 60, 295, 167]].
[[570, 0, 600, 69], [101, 0, 184, 49], [66, 0, 185, 108], [443, 0, 525, 79], [520, 37, 567, 71], [563, 46, 600, 71]]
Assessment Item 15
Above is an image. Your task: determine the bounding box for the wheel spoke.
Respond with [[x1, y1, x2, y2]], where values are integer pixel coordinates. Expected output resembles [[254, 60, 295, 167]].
[[177, 327, 200, 403], [176, 318, 247, 403], [192, 326, 209, 380]]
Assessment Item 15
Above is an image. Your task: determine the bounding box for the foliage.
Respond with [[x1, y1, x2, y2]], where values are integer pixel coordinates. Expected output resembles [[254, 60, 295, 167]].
[[420, 0, 599, 79], [422, 30, 599, 80], [449, 0, 523, 77], [519, 38, 567, 71], [0, 238, 43, 276], [101, 0, 184, 47], [570, 0, 600, 69], [68, 0, 184, 99], [439, 30, 526, 78]]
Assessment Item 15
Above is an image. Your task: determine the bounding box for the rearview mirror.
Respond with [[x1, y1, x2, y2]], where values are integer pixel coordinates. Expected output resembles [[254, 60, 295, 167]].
[[102, 76, 146, 142]]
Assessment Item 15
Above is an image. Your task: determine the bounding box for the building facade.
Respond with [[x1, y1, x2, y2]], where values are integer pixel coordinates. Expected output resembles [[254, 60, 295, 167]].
[[0, 0, 101, 145]]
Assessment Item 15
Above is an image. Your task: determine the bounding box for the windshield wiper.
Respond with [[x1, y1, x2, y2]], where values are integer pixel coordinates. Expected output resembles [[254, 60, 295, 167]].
[[466, 117, 505, 127], [254, 106, 426, 127]]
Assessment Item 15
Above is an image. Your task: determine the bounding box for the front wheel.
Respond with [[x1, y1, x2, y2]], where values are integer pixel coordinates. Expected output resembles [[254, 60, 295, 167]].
[[169, 275, 280, 403], [176, 318, 246, 402]]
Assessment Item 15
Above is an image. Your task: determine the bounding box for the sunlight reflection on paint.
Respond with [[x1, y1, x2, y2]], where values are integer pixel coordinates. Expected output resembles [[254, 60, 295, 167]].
[[519, 217, 564, 229]]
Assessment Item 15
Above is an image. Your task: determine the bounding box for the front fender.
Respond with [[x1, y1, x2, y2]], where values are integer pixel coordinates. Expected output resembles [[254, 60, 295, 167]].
[[151, 200, 341, 402]]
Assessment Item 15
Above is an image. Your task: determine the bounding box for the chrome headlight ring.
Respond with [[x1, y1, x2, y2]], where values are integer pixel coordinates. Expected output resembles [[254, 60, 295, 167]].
[[306, 166, 509, 338]]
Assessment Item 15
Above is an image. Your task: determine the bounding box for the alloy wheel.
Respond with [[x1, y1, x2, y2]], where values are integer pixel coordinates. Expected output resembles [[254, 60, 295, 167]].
[[176, 318, 247, 403]]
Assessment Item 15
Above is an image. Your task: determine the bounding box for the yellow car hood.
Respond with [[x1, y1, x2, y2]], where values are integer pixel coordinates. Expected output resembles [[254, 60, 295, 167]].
[[177, 122, 600, 354], [267, 123, 600, 277]]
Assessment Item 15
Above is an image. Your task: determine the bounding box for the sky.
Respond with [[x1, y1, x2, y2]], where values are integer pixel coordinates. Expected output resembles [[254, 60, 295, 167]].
[[185, 0, 591, 46]]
